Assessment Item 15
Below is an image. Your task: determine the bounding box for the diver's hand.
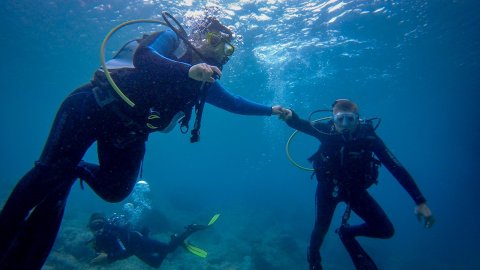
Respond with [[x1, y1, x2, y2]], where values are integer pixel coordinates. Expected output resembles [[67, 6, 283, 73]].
[[415, 203, 435, 229], [189, 63, 222, 83], [278, 108, 293, 120], [90, 252, 108, 265], [271, 105, 286, 116]]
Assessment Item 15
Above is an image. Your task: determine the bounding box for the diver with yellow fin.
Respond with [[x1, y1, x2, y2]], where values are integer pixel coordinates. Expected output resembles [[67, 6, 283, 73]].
[[88, 213, 220, 267]]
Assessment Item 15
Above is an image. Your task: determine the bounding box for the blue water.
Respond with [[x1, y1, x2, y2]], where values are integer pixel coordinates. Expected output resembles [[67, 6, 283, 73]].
[[1, 0, 479, 269]]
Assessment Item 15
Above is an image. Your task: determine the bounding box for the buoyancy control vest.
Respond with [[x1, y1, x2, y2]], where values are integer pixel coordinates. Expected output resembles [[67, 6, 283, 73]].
[[309, 121, 381, 189], [92, 32, 200, 135]]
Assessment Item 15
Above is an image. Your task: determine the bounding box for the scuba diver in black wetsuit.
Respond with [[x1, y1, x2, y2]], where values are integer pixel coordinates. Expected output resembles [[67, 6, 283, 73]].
[[87, 213, 209, 268], [279, 99, 435, 270], [0, 14, 285, 270]]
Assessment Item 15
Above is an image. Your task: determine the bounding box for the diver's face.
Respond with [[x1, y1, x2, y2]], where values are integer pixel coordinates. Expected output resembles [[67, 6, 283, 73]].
[[199, 31, 234, 65], [333, 111, 359, 133], [89, 219, 106, 232]]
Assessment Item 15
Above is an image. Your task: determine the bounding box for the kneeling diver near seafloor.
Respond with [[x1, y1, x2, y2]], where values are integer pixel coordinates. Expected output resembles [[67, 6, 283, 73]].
[[88, 212, 220, 267]]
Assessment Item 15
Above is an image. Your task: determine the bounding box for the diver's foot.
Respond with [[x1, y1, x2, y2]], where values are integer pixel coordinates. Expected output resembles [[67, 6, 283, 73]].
[[168, 224, 208, 250], [336, 226, 377, 270], [353, 253, 378, 270]]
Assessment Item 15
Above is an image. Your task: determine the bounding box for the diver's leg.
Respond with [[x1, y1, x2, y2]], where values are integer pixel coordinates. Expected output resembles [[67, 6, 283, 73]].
[[338, 226, 378, 270], [308, 180, 339, 270], [0, 86, 97, 268], [77, 135, 146, 203], [134, 236, 170, 268], [0, 164, 59, 256], [338, 189, 394, 270], [133, 224, 208, 268], [1, 182, 72, 270], [346, 190, 394, 239], [168, 223, 208, 251]]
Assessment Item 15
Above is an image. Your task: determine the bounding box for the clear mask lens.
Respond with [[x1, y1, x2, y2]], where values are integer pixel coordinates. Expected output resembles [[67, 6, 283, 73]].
[[334, 112, 358, 129], [207, 32, 222, 46], [206, 32, 235, 56], [224, 42, 235, 56]]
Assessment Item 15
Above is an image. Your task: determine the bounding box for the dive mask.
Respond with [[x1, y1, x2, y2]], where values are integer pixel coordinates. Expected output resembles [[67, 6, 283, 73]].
[[89, 219, 106, 231], [333, 112, 359, 133], [206, 31, 235, 56]]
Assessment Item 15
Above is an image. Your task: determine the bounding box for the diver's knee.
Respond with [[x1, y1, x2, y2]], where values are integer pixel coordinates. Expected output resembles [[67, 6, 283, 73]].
[[379, 223, 395, 239], [386, 225, 395, 238]]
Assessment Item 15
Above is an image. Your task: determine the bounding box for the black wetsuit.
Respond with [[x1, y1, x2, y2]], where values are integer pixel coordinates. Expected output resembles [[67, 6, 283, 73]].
[[92, 222, 171, 268], [0, 29, 272, 270], [286, 111, 426, 270]]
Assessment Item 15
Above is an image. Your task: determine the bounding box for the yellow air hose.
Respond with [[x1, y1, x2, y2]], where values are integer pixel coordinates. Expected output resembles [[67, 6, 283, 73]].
[[100, 19, 167, 107], [285, 117, 332, 171]]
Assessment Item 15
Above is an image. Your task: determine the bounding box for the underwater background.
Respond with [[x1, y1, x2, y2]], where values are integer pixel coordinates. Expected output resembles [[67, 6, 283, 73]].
[[0, 0, 479, 269]]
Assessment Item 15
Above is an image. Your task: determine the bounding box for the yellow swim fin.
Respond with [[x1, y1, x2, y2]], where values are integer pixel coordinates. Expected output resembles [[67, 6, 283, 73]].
[[183, 213, 220, 258], [208, 213, 220, 226], [184, 241, 208, 258]]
